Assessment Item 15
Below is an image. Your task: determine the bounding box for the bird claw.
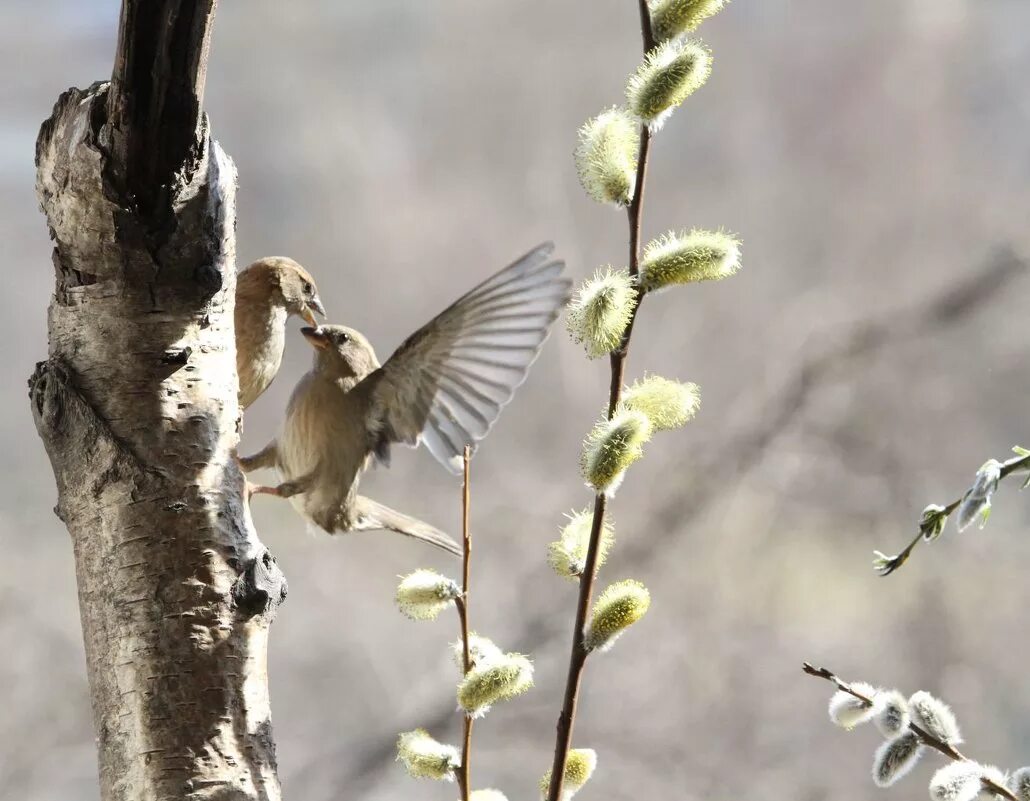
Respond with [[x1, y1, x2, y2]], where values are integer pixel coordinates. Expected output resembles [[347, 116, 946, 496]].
[[249, 484, 283, 498]]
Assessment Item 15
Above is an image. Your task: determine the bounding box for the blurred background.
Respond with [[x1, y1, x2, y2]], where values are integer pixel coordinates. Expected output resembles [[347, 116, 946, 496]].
[[3, 0, 1030, 798]]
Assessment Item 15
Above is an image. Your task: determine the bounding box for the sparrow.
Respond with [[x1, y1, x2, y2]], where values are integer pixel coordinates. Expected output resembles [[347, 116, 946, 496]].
[[239, 243, 570, 555], [235, 257, 326, 409]]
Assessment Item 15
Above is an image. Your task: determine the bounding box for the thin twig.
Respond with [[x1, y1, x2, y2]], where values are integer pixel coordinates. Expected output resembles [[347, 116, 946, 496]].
[[802, 663, 1018, 800], [545, 7, 655, 801], [875, 453, 1030, 576], [455, 445, 473, 801]]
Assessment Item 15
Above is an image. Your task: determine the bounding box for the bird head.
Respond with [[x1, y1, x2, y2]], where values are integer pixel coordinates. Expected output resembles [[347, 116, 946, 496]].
[[301, 325, 379, 379], [241, 257, 326, 326]]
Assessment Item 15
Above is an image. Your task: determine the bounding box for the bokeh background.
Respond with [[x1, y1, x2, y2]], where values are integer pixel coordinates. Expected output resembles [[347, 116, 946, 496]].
[[3, 1, 1030, 798]]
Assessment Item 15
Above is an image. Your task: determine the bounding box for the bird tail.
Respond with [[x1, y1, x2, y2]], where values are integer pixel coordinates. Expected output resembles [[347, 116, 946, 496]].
[[352, 496, 462, 556]]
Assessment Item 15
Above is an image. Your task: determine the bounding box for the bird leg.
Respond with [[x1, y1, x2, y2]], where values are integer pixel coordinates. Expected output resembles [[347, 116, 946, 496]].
[[236, 441, 278, 473], [248, 472, 316, 500]]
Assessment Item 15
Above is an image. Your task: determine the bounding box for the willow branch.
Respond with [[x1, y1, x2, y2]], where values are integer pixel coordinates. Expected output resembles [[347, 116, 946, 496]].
[[545, 6, 655, 800], [802, 664, 1018, 801]]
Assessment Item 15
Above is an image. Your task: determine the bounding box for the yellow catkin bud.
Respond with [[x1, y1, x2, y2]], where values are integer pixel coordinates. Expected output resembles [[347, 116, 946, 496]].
[[621, 376, 700, 432], [457, 653, 534, 718], [580, 410, 652, 496], [584, 580, 651, 652], [396, 729, 460, 780], [548, 509, 615, 580], [626, 38, 712, 131], [638, 229, 741, 292], [539, 749, 598, 800], [566, 268, 638, 359], [650, 0, 729, 42], [395, 569, 461, 621], [574, 107, 640, 206]]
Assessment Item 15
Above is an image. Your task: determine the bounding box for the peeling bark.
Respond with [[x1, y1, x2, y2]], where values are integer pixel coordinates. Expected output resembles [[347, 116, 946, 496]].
[[29, 4, 284, 799]]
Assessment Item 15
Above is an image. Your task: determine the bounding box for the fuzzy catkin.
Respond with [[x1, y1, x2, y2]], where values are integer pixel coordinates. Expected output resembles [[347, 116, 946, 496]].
[[909, 691, 962, 744], [1009, 767, 1030, 801], [626, 38, 712, 130], [638, 229, 741, 292], [828, 682, 881, 730], [574, 108, 640, 206], [396, 729, 460, 780], [584, 580, 651, 652], [457, 653, 534, 717], [395, 570, 461, 621], [649, 0, 729, 41], [452, 633, 504, 672], [929, 761, 987, 801], [872, 732, 923, 788], [874, 689, 911, 737], [468, 791, 509, 801], [566, 269, 638, 359], [620, 376, 700, 431], [548, 509, 615, 580], [539, 749, 598, 799], [580, 410, 652, 496]]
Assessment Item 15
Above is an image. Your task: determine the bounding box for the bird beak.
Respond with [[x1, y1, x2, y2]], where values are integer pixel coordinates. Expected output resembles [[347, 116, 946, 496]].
[[301, 295, 326, 328], [301, 326, 330, 350]]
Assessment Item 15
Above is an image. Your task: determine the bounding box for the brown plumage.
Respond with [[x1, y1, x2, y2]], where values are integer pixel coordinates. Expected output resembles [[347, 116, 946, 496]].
[[240, 243, 570, 555], [235, 257, 326, 409]]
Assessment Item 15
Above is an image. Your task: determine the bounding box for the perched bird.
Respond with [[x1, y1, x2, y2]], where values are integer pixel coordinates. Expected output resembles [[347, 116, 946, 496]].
[[235, 257, 326, 409], [240, 243, 570, 554]]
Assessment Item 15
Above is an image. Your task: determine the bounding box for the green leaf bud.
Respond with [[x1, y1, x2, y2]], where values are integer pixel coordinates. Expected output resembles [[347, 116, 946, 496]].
[[650, 0, 729, 41], [539, 748, 598, 800], [956, 460, 1001, 532], [395, 569, 461, 621], [457, 652, 534, 718], [621, 375, 700, 432], [626, 38, 712, 131], [584, 579, 651, 652], [547, 509, 615, 580], [396, 728, 460, 780], [575, 107, 640, 206], [638, 229, 741, 293], [580, 409, 652, 496], [919, 504, 949, 542], [566, 268, 638, 359]]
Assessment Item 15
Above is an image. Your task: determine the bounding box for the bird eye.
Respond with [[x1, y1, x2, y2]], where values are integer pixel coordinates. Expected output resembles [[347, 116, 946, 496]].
[[302, 281, 313, 294], [338, 332, 350, 344]]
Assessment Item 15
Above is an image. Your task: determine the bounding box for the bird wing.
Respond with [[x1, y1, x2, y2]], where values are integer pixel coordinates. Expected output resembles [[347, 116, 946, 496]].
[[364, 242, 570, 474]]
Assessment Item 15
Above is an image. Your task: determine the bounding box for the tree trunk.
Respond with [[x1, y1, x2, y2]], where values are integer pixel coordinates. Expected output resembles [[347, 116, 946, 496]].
[[28, 3, 285, 799]]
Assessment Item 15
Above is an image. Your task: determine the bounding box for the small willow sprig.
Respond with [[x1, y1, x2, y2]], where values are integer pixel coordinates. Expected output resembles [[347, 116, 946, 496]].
[[455, 446, 474, 800], [802, 663, 1019, 801], [394, 448, 531, 798], [874, 449, 1030, 576]]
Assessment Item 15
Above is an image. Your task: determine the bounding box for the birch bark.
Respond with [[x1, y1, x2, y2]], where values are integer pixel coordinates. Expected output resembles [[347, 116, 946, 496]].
[[28, 3, 285, 799]]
